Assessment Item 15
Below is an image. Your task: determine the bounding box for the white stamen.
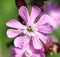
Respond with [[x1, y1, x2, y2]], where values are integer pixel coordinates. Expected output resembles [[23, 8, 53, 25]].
[[23, 26, 35, 36], [25, 50, 32, 57]]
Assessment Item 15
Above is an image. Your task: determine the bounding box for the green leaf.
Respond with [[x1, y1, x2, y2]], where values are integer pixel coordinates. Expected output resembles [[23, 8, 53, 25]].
[[47, 53, 60, 57], [0, 0, 18, 57]]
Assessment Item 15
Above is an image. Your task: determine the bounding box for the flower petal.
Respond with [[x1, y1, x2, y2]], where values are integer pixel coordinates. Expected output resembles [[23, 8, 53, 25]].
[[6, 29, 22, 38], [19, 6, 29, 24], [32, 36, 43, 49], [50, 11, 60, 27], [14, 35, 30, 49], [30, 6, 40, 24], [49, 36, 59, 43], [14, 54, 22, 57], [36, 14, 57, 28], [40, 53, 45, 57], [6, 19, 25, 29], [32, 54, 41, 57], [32, 53, 45, 57], [34, 32, 49, 44], [38, 24, 53, 34], [11, 48, 23, 57], [44, 2, 60, 28], [11, 47, 23, 54]]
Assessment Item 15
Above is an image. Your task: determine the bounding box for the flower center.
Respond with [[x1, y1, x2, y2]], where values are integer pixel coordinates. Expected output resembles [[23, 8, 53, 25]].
[[25, 50, 32, 57], [27, 26, 33, 32], [23, 26, 35, 36]]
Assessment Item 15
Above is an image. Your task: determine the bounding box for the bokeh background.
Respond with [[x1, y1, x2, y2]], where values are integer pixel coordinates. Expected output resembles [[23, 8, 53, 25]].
[[0, 0, 60, 57]]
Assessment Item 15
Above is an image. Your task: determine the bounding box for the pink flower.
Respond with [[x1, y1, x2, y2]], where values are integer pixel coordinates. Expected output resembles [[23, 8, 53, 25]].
[[11, 44, 45, 57], [49, 35, 59, 43], [44, 2, 60, 28], [6, 6, 53, 49]]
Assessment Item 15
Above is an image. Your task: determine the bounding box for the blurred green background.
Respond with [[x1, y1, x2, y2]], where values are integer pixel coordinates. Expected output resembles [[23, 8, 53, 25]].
[[0, 0, 60, 57]]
